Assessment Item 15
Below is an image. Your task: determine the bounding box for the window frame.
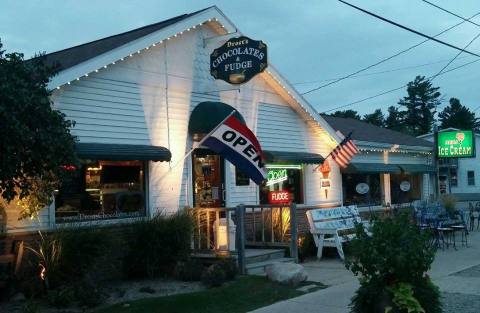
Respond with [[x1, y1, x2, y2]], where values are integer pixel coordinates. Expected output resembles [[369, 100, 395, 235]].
[[259, 165, 304, 205], [467, 170, 475, 186], [235, 167, 250, 186], [54, 160, 149, 224]]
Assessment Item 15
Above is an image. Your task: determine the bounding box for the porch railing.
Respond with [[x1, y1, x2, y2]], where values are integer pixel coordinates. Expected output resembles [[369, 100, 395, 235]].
[[191, 203, 298, 274]]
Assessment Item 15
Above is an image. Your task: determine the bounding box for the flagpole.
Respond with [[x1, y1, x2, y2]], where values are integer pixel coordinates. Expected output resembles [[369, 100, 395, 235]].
[[168, 110, 237, 171]]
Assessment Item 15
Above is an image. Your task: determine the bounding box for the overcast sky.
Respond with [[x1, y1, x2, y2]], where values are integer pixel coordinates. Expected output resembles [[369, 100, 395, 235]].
[[2, 0, 480, 116]]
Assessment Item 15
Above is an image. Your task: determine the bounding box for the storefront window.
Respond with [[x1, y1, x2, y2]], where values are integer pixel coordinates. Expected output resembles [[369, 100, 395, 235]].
[[342, 173, 382, 207], [55, 160, 146, 222], [450, 168, 458, 187], [468, 171, 475, 186], [390, 174, 421, 204], [260, 166, 303, 204]]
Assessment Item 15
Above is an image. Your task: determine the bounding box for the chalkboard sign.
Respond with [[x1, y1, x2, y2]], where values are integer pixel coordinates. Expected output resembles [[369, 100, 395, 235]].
[[210, 36, 268, 85]]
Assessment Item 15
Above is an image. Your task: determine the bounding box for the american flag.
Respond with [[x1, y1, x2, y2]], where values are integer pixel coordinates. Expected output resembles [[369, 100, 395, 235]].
[[330, 132, 359, 168]]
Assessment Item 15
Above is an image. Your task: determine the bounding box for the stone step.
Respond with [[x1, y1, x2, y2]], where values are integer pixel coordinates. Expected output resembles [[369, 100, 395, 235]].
[[244, 249, 286, 264], [246, 257, 296, 275]]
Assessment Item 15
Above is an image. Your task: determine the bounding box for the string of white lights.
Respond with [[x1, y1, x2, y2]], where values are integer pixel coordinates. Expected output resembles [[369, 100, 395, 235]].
[[55, 18, 226, 90]]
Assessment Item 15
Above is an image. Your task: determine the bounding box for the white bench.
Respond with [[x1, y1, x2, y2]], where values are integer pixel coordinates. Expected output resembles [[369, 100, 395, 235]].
[[306, 206, 367, 260]]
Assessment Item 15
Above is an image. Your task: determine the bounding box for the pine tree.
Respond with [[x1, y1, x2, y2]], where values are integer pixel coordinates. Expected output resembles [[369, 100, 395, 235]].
[[363, 109, 385, 127], [385, 106, 406, 132], [331, 109, 361, 120], [439, 98, 479, 131], [398, 76, 441, 136]]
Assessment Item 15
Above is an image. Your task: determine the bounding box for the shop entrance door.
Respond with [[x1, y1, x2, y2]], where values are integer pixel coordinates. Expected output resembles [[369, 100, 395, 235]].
[[192, 150, 225, 207]]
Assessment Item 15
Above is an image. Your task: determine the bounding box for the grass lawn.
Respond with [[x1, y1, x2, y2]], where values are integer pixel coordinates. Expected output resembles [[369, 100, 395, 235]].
[[96, 276, 325, 313]]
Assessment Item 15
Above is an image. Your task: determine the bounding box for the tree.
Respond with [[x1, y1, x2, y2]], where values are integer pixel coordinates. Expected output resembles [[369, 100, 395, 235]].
[[331, 109, 361, 120], [398, 75, 441, 136], [385, 106, 406, 132], [439, 98, 479, 131], [0, 40, 76, 218], [363, 109, 385, 127]]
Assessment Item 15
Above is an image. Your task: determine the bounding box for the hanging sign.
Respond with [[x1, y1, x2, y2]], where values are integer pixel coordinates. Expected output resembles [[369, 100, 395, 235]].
[[400, 181, 411, 192], [210, 36, 268, 85], [268, 191, 290, 204], [437, 130, 475, 158], [355, 183, 369, 195]]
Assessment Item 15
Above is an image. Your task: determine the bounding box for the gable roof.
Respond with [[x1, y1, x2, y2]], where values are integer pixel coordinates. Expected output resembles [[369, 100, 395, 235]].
[[37, 6, 343, 147], [322, 115, 433, 148], [32, 7, 211, 71]]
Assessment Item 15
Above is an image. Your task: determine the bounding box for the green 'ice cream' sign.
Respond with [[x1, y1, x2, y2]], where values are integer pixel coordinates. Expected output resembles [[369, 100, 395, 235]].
[[437, 130, 475, 158]]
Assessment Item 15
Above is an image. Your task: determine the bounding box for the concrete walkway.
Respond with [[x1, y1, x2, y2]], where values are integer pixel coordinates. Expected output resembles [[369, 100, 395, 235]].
[[251, 230, 480, 313]]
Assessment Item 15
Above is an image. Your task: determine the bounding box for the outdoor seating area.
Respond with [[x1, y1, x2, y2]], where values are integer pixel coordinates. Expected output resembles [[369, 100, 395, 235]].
[[414, 201, 474, 250]]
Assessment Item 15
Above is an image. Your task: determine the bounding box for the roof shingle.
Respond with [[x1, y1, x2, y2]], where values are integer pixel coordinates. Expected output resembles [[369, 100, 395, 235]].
[[321, 115, 433, 147], [31, 7, 211, 71]]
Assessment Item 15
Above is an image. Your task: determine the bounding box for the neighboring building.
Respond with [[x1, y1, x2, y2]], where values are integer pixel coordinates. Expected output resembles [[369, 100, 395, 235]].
[[2, 6, 434, 234], [419, 128, 480, 208], [323, 116, 435, 209]]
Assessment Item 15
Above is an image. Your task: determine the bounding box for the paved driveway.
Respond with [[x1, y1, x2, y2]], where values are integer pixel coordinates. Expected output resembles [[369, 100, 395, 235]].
[[251, 230, 480, 313]]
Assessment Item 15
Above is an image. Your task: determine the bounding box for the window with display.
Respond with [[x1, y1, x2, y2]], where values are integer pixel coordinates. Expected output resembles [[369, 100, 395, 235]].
[[390, 173, 421, 204], [342, 173, 382, 206], [259, 166, 303, 204], [55, 160, 146, 222]]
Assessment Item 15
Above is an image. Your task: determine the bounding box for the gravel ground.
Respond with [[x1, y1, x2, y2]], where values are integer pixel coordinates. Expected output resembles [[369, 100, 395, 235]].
[[442, 292, 480, 313]]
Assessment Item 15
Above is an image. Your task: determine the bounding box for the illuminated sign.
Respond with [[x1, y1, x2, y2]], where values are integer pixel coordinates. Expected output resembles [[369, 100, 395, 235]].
[[266, 169, 288, 186], [210, 36, 268, 85], [437, 130, 475, 158], [268, 191, 290, 204]]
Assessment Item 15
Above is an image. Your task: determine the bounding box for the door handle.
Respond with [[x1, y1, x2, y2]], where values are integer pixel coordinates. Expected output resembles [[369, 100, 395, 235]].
[[222, 184, 226, 202]]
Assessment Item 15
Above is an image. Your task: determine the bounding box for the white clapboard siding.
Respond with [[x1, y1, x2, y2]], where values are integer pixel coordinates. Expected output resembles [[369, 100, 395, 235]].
[[257, 103, 308, 152], [3, 199, 51, 233], [6, 21, 339, 234]]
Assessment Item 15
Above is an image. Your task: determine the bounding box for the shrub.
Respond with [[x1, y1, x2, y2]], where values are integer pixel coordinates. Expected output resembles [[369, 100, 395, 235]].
[[25, 231, 63, 290], [440, 194, 457, 216], [124, 211, 193, 279], [298, 233, 317, 262], [47, 286, 75, 308], [346, 213, 441, 313], [217, 258, 238, 280], [201, 264, 226, 288], [59, 226, 121, 281], [174, 259, 204, 281], [74, 275, 107, 307], [139, 286, 156, 294]]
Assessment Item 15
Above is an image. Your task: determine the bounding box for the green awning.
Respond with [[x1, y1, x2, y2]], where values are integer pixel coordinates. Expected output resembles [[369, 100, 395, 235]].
[[264, 150, 324, 164], [76, 143, 171, 162], [188, 101, 246, 135], [344, 162, 402, 174], [399, 164, 436, 173]]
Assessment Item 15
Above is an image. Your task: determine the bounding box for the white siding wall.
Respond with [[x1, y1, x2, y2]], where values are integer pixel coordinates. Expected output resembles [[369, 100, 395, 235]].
[[39, 22, 339, 220], [1, 198, 52, 233]]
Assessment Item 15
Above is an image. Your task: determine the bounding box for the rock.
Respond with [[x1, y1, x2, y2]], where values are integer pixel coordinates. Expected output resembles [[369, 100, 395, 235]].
[[12, 293, 26, 301], [265, 262, 308, 287]]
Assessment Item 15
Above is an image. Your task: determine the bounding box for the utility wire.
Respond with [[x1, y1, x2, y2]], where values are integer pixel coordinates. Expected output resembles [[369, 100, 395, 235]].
[[301, 7, 480, 95], [430, 31, 480, 82], [336, 0, 480, 57], [293, 56, 470, 85], [421, 0, 480, 27], [322, 58, 480, 113]]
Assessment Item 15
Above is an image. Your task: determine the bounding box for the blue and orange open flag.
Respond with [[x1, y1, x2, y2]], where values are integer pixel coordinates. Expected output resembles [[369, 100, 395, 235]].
[[202, 114, 267, 184]]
